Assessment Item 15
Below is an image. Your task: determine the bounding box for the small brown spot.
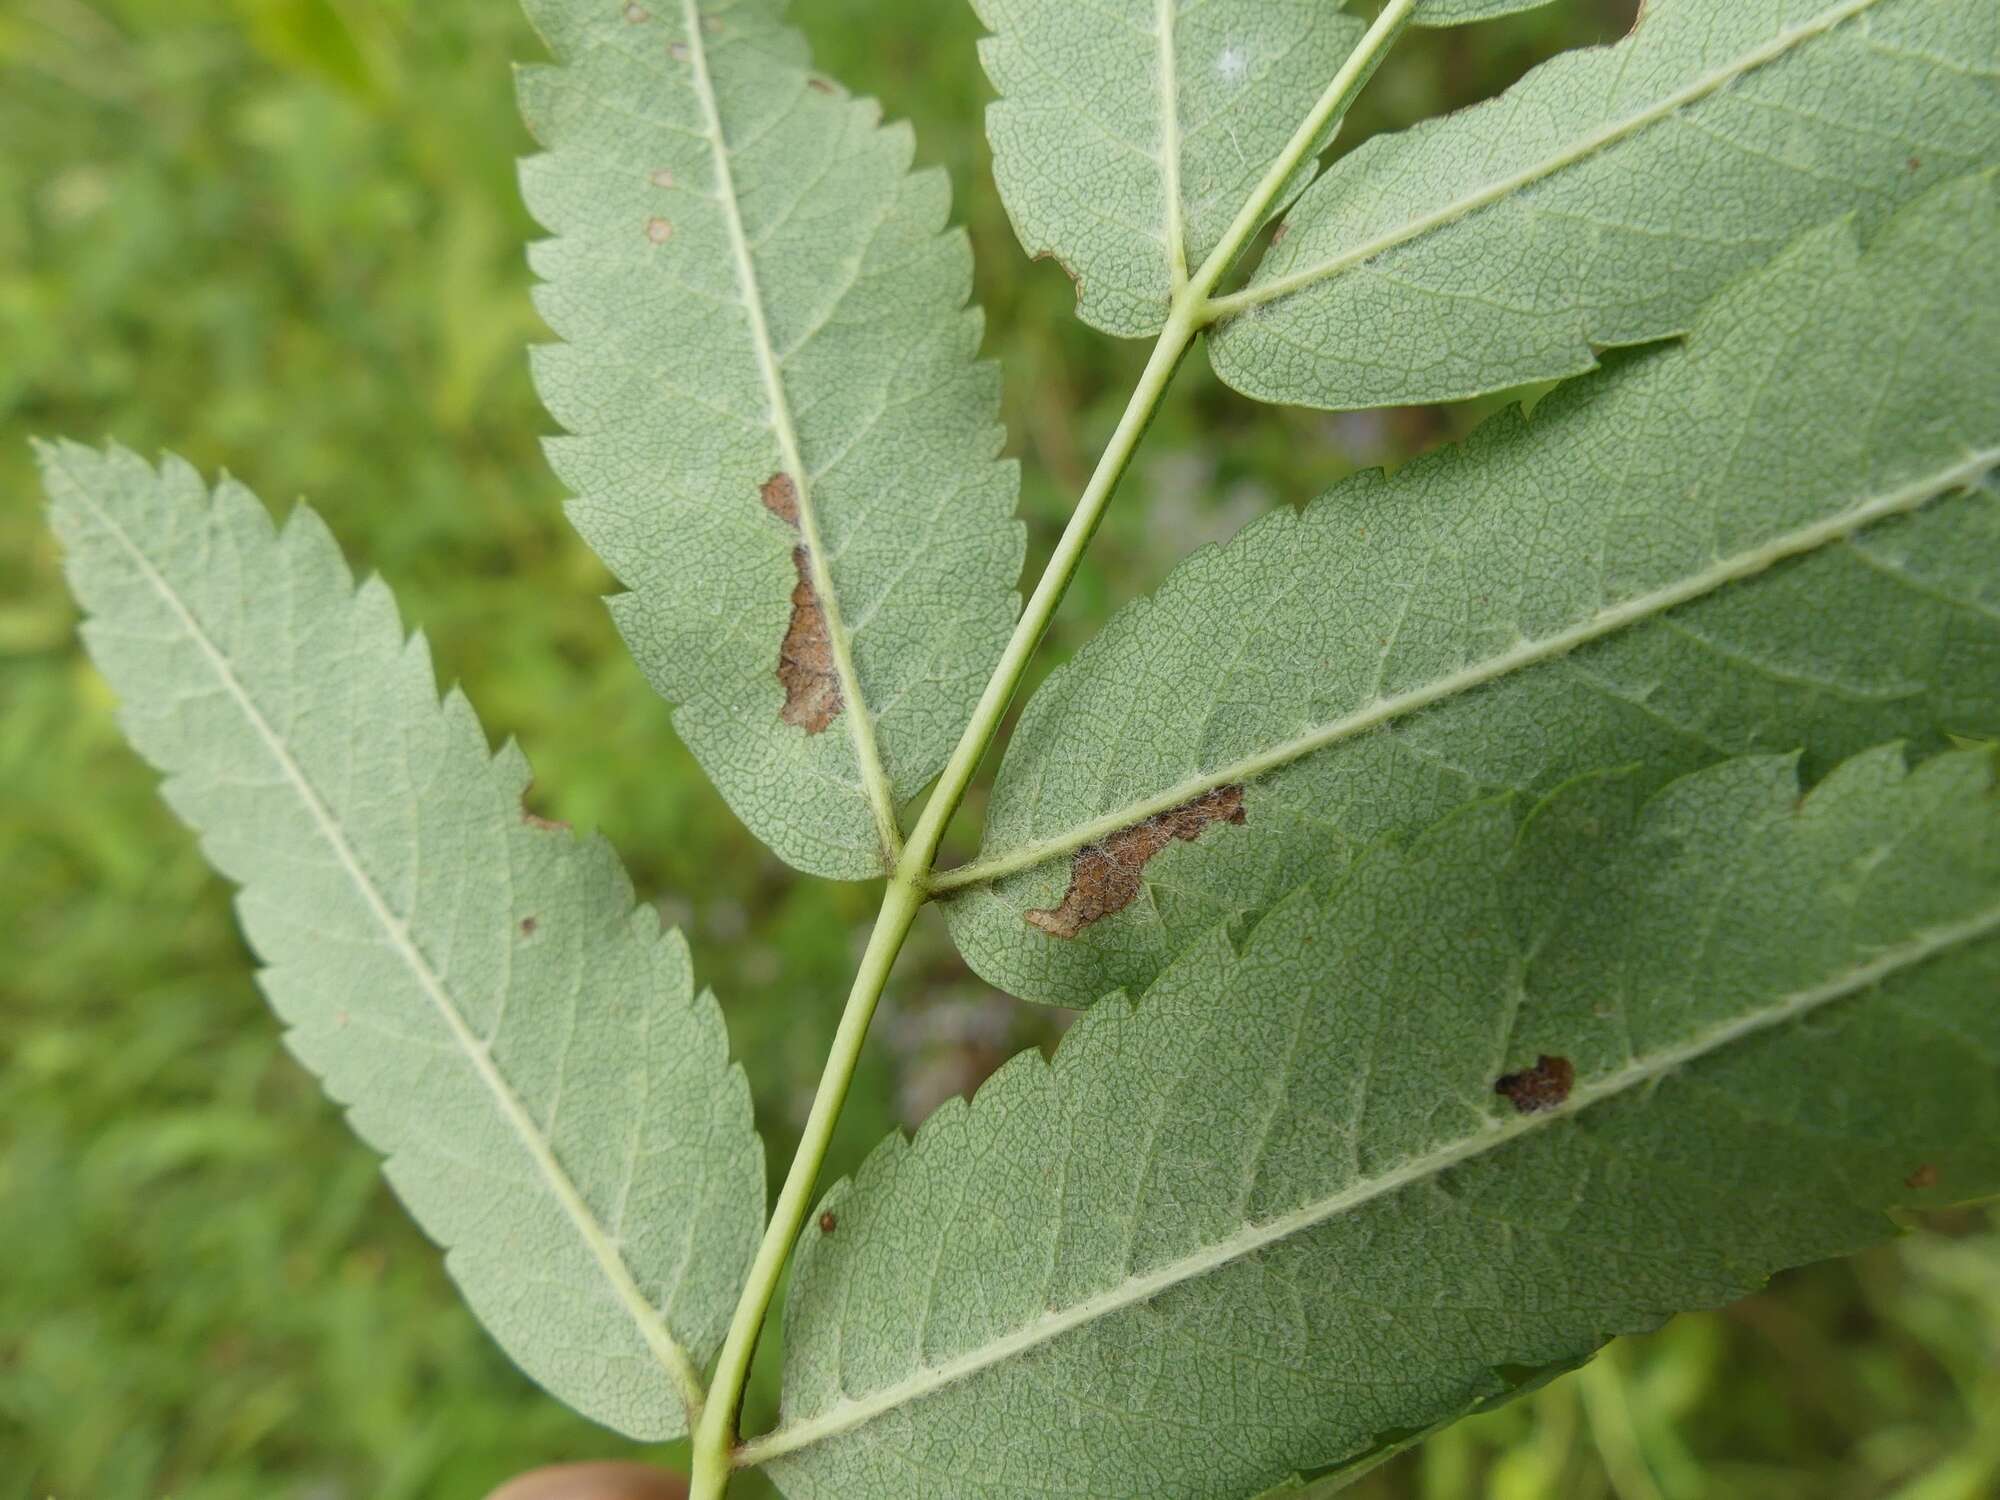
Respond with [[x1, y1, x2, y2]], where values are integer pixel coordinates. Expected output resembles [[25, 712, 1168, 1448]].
[[520, 916, 538, 937], [806, 77, 836, 94], [702, 13, 723, 33], [760, 471, 800, 526], [1026, 786, 1247, 938], [1495, 1055, 1575, 1114], [1905, 1163, 1939, 1190], [645, 216, 674, 245], [818, 1210, 837, 1234], [648, 167, 676, 189], [777, 548, 841, 732], [668, 40, 690, 61], [622, 1, 649, 21], [1906, 156, 1922, 172]]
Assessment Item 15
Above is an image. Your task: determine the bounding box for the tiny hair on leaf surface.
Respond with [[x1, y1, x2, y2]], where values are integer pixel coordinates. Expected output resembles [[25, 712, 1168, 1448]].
[[1209, 0, 2000, 410], [38, 443, 764, 1441], [760, 742, 2000, 1498], [944, 169, 2000, 1008], [519, 0, 1024, 879]]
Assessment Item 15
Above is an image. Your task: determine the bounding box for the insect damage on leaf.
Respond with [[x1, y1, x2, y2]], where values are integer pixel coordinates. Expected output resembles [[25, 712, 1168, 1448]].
[[818, 1210, 837, 1234], [761, 473, 841, 734], [1495, 1054, 1576, 1114], [1026, 786, 1246, 938]]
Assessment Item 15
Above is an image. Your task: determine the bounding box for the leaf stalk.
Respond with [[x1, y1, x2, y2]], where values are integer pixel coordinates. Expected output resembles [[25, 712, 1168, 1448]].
[[687, 6, 1425, 1491]]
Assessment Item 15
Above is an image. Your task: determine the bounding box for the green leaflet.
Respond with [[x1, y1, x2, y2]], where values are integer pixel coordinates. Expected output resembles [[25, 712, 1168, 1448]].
[[519, 0, 1023, 879], [1411, 0, 1560, 26], [759, 743, 2000, 1498], [1209, 0, 2000, 409], [973, 0, 1365, 336], [942, 171, 2000, 1008], [39, 444, 763, 1442]]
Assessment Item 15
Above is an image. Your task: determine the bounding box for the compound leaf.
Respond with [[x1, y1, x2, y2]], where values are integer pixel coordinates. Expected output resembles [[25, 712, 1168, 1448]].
[[945, 170, 1999, 1007], [973, 0, 1365, 336], [40, 444, 763, 1441], [760, 743, 2000, 1499], [1209, 0, 2000, 409], [519, 0, 1023, 878]]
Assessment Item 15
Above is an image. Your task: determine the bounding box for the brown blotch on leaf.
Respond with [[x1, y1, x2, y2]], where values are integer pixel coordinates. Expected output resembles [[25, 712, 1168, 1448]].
[[1495, 1054, 1576, 1114], [1026, 786, 1247, 939], [760, 472, 842, 732], [760, 471, 800, 526], [645, 216, 674, 245], [519, 916, 538, 937], [1905, 1163, 1940, 1190], [818, 1210, 837, 1234], [777, 548, 843, 732]]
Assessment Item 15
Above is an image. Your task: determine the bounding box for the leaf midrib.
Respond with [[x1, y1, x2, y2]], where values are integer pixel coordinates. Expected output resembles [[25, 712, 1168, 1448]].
[[680, 0, 901, 865], [65, 474, 708, 1421], [742, 896, 2000, 1467], [934, 446, 1998, 894], [1211, 0, 1891, 321]]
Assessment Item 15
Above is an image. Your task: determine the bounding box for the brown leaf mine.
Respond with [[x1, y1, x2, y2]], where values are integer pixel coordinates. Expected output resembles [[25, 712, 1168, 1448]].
[[760, 471, 800, 526], [761, 472, 841, 733], [1495, 1054, 1576, 1114], [1026, 786, 1246, 938]]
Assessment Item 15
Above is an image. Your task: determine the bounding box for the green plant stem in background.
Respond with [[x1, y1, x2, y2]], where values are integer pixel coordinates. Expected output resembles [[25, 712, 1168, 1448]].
[[686, 6, 1426, 1492]]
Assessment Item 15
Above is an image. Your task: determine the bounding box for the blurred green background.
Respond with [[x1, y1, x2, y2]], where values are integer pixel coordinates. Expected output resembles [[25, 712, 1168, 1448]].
[[3, 2, 1996, 1497]]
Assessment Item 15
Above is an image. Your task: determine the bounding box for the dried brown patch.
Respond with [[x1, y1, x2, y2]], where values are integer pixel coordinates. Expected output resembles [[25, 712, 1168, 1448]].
[[1026, 786, 1246, 939], [777, 547, 841, 732], [758, 471, 842, 733], [818, 1210, 837, 1234], [760, 471, 800, 526], [1495, 1055, 1575, 1115], [1905, 1163, 1940, 1190]]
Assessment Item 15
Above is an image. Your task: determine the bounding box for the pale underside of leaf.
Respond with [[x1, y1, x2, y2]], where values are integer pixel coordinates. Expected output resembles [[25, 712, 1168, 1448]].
[[944, 170, 2000, 1008], [520, 0, 1022, 878], [1409, 0, 1561, 26], [973, 0, 1365, 336], [759, 745, 2000, 1497], [1210, 0, 2000, 409], [40, 444, 763, 1440]]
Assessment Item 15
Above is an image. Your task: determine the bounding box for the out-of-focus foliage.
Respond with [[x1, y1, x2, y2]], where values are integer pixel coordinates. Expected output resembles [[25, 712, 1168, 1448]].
[[3, 2, 1995, 1498]]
